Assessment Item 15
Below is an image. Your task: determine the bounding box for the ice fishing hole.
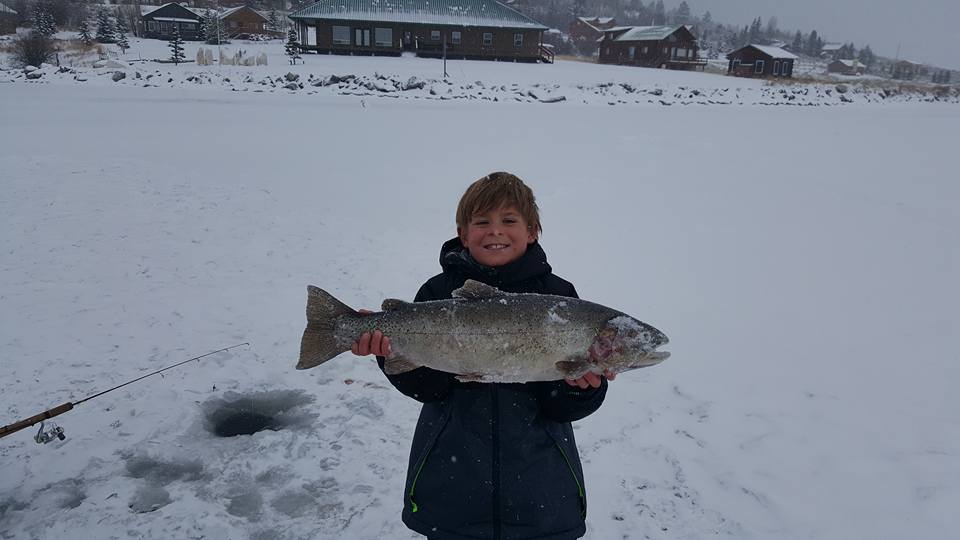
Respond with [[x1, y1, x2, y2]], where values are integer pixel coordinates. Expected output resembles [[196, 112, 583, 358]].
[[203, 390, 316, 438]]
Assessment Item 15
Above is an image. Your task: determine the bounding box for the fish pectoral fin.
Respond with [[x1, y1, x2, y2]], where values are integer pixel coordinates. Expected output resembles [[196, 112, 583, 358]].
[[382, 356, 421, 375], [452, 280, 504, 301], [555, 358, 592, 379], [381, 298, 412, 311]]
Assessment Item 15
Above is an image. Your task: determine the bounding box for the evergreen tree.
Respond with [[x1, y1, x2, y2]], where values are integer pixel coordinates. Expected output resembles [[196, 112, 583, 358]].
[[748, 17, 761, 44], [806, 30, 820, 56], [115, 16, 129, 53], [95, 8, 115, 43], [858, 45, 875, 67], [652, 0, 665, 25], [267, 9, 280, 33], [32, 4, 57, 37], [78, 17, 93, 46], [204, 13, 227, 44], [285, 27, 301, 64], [168, 25, 185, 64], [765, 16, 778, 40], [673, 1, 691, 24], [791, 30, 802, 52]]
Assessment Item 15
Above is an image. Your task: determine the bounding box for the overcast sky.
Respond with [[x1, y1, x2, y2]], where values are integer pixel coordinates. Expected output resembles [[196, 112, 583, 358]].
[[680, 0, 960, 69]]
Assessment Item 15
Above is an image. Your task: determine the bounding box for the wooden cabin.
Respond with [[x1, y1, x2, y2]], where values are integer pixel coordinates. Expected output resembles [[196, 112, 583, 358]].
[[827, 59, 866, 75], [892, 60, 923, 80], [289, 0, 552, 63], [140, 3, 204, 41], [220, 6, 269, 39], [569, 16, 616, 52], [0, 2, 16, 35], [597, 25, 705, 70], [726, 44, 797, 78]]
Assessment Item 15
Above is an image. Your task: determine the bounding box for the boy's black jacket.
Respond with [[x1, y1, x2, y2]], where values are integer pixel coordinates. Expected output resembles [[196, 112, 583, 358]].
[[378, 237, 607, 540]]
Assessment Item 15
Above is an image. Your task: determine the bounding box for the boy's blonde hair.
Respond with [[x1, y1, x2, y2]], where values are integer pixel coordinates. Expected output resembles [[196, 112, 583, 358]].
[[456, 172, 542, 236]]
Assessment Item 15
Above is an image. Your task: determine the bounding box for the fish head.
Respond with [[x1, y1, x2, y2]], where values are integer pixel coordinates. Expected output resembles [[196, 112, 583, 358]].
[[589, 315, 670, 372]]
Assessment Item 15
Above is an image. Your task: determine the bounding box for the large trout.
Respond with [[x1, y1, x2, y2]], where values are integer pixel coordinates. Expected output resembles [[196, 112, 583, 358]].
[[298, 280, 670, 382]]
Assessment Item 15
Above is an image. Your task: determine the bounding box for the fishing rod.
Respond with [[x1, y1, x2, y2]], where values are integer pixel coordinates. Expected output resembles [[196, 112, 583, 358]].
[[0, 342, 249, 443]]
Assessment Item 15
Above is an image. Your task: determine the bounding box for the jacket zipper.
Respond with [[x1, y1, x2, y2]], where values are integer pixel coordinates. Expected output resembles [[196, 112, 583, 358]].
[[491, 384, 501, 540], [552, 438, 587, 519]]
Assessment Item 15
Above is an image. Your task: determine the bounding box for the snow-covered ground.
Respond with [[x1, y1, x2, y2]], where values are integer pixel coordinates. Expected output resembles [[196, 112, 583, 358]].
[[4, 36, 957, 106], [1, 43, 958, 540]]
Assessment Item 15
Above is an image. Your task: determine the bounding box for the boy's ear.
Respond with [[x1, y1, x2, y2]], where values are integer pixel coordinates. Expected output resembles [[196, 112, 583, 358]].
[[527, 226, 537, 244], [457, 226, 465, 242]]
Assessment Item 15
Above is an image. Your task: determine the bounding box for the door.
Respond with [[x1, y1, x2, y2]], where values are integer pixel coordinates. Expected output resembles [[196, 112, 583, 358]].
[[306, 26, 316, 46], [355, 28, 370, 47]]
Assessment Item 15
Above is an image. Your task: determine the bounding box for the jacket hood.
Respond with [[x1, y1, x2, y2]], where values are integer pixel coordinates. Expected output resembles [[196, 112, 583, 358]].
[[438, 237, 553, 287]]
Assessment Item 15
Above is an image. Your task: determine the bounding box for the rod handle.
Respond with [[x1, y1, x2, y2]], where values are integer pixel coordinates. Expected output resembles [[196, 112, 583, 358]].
[[0, 402, 74, 439]]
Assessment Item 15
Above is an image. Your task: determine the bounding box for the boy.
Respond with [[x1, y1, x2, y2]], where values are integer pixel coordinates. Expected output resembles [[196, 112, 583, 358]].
[[353, 172, 613, 539]]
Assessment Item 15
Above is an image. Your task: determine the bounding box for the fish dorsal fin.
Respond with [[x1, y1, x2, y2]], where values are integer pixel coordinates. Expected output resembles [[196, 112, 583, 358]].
[[382, 298, 412, 311], [452, 280, 502, 301]]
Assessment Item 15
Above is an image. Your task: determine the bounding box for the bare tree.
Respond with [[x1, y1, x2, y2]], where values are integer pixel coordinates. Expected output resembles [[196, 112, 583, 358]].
[[12, 32, 57, 67]]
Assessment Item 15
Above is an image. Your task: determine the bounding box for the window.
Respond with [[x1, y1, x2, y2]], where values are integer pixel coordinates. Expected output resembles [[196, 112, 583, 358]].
[[160, 22, 171, 32], [641, 46, 648, 55], [783, 62, 791, 76], [514, 33, 523, 47], [676, 48, 686, 58], [375, 27, 392, 47], [662, 46, 668, 53], [773, 60, 780, 75], [482, 32, 492, 46], [182, 23, 195, 31], [148, 21, 158, 32], [628, 46, 635, 58], [431, 30, 440, 41], [755, 60, 765, 74], [332, 25, 350, 45], [452, 31, 461, 45]]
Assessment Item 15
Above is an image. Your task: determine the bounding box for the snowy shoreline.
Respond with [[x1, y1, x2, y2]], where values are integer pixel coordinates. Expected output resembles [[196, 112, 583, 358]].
[[5, 61, 959, 107]]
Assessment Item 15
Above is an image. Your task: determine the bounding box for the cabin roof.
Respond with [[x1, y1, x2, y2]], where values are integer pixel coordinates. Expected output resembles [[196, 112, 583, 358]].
[[290, 0, 547, 30]]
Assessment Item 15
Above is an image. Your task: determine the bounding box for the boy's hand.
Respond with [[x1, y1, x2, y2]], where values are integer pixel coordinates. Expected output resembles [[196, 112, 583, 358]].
[[565, 370, 616, 389], [350, 309, 393, 358]]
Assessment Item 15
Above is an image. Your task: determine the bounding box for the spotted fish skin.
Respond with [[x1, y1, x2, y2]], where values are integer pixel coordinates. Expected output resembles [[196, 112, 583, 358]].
[[298, 280, 669, 382]]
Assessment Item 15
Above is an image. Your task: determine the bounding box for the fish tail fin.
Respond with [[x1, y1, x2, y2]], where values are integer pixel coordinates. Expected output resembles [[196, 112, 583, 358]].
[[297, 286, 356, 370]]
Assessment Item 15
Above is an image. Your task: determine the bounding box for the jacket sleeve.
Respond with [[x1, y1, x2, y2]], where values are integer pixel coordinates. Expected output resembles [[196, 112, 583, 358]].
[[376, 281, 457, 403], [535, 279, 609, 422], [536, 379, 608, 422]]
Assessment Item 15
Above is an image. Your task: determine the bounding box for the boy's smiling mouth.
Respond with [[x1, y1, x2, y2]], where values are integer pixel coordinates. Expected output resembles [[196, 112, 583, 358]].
[[484, 243, 509, 250]]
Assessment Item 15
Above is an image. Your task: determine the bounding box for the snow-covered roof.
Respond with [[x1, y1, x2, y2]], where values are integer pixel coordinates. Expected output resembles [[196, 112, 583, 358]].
[[290, 0, 547, 30], [821, 42, 842, 51], [835, 59, 864, 68], [220, 6, 268, 20], [1, 2, 17, 15], [609, 25, 688, 42], [577, 16, 613, 28], [153, 16, 200, 23], [141, 3, 205, 18], [746, 44, 798, 60]]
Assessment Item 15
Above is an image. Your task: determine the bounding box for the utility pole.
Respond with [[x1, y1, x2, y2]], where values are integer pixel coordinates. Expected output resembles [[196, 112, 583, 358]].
[[443, 32, 448, 79]]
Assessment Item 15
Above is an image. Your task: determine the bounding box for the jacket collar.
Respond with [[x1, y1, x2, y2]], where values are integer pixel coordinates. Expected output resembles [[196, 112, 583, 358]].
[[438, 237, 552, 287]]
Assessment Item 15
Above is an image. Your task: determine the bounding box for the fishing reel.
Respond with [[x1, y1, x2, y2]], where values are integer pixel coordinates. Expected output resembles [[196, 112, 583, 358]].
[[34, 421, 66, 444]]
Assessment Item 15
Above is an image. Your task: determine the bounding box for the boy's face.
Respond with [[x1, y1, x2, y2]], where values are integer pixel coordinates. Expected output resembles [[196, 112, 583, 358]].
[[458, 205, 537, 268]]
